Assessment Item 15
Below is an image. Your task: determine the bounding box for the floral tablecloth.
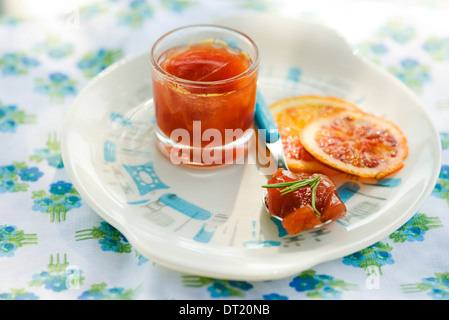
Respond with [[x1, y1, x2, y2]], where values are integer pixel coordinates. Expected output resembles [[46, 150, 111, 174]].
[[1, 0, 448, 300]]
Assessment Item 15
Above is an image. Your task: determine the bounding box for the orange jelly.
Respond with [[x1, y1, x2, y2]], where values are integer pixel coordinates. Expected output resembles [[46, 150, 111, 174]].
[[152, 43, 258, 149], [160, 45, 250, 82]]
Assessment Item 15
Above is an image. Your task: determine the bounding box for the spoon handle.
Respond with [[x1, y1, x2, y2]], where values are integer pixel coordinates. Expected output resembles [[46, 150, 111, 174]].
[[255, 90, 280, 144], [254, 90, 289, 170]]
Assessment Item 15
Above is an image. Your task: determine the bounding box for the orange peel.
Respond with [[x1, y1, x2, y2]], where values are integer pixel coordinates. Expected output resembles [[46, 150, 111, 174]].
[[270, 95, 364, 174], [300, 111, 408, 179]]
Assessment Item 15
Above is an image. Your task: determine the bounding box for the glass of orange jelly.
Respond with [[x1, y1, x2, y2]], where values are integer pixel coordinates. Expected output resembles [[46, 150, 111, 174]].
[[150, 25, 259, 166]]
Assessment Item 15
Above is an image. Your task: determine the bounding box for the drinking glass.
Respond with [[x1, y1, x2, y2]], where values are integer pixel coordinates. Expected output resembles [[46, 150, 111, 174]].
[[150, 24, 259, 166]]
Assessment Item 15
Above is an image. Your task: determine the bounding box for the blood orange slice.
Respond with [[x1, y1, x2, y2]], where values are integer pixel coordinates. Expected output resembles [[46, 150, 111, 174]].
[[270, 96, 364, 174], [300, 111, 408, 179]]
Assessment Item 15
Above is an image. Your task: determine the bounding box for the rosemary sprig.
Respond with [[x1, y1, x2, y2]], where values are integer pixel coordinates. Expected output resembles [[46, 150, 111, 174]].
[[262, 176, 322, 216]]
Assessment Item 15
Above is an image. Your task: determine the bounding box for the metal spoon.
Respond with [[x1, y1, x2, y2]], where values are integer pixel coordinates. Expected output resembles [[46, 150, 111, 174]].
[[255, 91, 332, 229]]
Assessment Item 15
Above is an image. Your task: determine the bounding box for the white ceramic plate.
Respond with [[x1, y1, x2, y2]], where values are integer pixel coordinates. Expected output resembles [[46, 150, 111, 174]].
[[62, 14, 441, 281]]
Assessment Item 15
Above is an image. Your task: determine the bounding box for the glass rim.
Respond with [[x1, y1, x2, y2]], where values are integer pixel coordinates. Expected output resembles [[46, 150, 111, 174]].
[[150, 24, 260, 86]]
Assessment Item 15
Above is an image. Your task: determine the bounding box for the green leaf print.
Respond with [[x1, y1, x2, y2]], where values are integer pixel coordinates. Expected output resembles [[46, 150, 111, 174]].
[[402, 271, 449, 300], [182, 275, 253, 298], [78, 282, 141, 300], [389, 213, 443, 243], [289, 270, 358, 299]]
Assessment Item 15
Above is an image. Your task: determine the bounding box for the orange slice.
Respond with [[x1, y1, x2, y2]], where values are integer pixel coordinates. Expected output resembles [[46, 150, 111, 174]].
[[300, 111, 408, 179], [270, 96, 364, 174]]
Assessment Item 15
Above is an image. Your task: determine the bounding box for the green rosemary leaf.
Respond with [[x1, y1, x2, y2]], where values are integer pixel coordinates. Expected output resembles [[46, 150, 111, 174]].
[[279, 176, 320, 195], [262, 176, 322, 216], [261, 181, 299, 188], [311, 178, 321, 216]]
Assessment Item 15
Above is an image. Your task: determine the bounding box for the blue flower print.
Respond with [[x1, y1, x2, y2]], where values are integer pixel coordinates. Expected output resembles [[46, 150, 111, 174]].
[[0, 103, 36, 133], [34, 72, 77, 103], [77, 48, 123, 78], [160, 0, 196, 13], [370, 43, 388, 54], [78, 282, 140, 300], [47, 45, 74, 59], [136, 254, 148, 266], [99, 222, 128, 243], [47, 156, 63, 168], [78, 290, 104, 300], [32, 150, 62, 168], [341, 251, 365, 268], [402, 58, 418, 69], [0, 181, 15, 193], [29, 254, 85, 292], [0, 289, 39, 300], [182, 275, 253, 298], [390, 213, 442, 243], [388, 58, 431, 93], [0, 52, 39, 75], [290, 274, 320, 292], [289, 270, 357, 299], [30, 133, 63, 169], [0, 241, 17, 257], [423, 36, 449, 61], [0, 162, 43, 193], [18, 167, 43, 182], [59, 195, 82, 210], [378, 20, 416, 44], [49, 72, 68, 83], [34, 36, 74, 59], [370, 250, 393, 265], [228, 280, 253, 291], [100, 234, 131, 253], [75, 221, 131, 254], [31, 181, 82, 222], [237, 0, 275, 11], [441, 132, 449, 150], [208, 281, 230, 298], [0, 225, 16, 238], [79, 2, 110, 19], [44, 275, 68, 292], [402, 272, 449, 300], [433, 165, 449, 206], [50, 181, 73, 195], [0, 225, 37, 258], [0, 165, 15, 178], [207, 280, 253, 298], [356, 41, 389, 65], [403, 227, 424, 241], [32, 197, 55, 213], [117, 0, 153, 28], [342, 241, 394, 273], [99, 236, 125, 252], [263, 293, 288, 300]]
